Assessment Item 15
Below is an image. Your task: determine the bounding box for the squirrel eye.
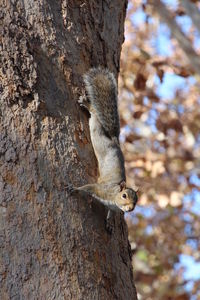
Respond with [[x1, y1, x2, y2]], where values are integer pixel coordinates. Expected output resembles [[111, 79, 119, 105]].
[[122, 193, 127, 199]]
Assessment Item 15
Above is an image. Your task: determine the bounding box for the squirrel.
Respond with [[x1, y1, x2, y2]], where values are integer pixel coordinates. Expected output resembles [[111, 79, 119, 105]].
[[70, 67, 138, 213]]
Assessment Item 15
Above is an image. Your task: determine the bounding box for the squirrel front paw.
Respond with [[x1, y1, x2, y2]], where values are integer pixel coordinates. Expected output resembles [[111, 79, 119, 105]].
[[65, 184, 75, 195]]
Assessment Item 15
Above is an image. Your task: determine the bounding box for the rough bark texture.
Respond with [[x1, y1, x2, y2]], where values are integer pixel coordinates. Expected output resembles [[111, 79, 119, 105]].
[[0, 1, 137, 299]]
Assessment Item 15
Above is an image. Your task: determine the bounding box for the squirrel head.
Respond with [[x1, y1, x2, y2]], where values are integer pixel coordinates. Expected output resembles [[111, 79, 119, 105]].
[[116, 181, 138, 212]]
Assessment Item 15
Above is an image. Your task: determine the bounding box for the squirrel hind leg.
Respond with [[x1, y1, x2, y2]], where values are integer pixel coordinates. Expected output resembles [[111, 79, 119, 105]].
[[78, 94, 90, 111], [106, 209, 115, 234]]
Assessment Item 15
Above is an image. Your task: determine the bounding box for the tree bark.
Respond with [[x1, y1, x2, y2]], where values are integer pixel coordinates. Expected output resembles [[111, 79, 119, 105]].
[[0, 1, 137, 299]]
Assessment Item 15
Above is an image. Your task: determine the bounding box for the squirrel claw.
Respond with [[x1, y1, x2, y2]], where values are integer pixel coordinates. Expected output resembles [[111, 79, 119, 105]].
[[78, 95, 90, 110], [78, 95, 86, 103], [65, 184, 75, 195]]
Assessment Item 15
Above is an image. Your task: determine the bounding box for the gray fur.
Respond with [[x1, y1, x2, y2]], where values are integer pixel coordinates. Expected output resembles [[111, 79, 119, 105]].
[[83, 67, 120, 139], [89, 113, 126, 184]]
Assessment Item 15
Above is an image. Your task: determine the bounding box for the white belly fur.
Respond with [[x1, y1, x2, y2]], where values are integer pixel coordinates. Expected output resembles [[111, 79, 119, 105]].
[[89, 114, 125, 183]]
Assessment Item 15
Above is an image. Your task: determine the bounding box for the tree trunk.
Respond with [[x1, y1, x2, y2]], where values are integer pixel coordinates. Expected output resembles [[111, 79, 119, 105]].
[[0, 1, 137, 299]]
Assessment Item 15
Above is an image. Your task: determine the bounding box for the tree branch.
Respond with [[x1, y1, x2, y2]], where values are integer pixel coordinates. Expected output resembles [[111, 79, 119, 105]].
[[150, 0, 200, 76], [180, 0, 200, 35]]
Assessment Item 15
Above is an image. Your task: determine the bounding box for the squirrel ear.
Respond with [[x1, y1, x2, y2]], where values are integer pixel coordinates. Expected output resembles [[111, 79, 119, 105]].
[[120, 181, 126, 191]]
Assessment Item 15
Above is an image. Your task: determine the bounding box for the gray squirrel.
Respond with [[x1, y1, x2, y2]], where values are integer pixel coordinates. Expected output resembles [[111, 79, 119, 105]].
[[71, 67, 138, 213]]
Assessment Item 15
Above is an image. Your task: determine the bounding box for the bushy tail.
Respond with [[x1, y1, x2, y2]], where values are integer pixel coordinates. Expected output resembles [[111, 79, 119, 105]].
[[83, 67, 120, 139]]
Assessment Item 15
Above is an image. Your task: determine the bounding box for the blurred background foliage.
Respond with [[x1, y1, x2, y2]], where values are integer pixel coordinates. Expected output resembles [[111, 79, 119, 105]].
[[119, 0, 200, 299]]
